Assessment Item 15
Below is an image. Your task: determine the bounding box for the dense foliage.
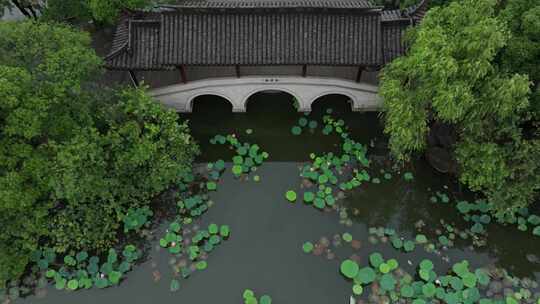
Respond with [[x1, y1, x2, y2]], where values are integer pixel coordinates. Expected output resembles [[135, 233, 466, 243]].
[[379, 0, 539, 212], [0, 0, 161, 24], [0, 21, 198, 287]]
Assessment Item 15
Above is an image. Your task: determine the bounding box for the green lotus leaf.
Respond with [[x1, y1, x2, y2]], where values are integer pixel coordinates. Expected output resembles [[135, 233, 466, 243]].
[[380, 274, 396, 291], [260, 295, 272, 304], [196, 261, 207, 270], [462, 272, 477, 288], [220, 225, 230, 238], [169, 279, 180, 292], [206, 181, 217, 191], [452, 261, 470, 277], [291, 126, 302, 135], [302, 242, 314, 253], [352, 284, 363, 295], [243, 289, 255, 299], [95, 278, 108, 289], [356, 267, 376, 284], [55, 278, 66, 290], [342, 233, 353, 243], [232, 165, 243, 176], [403, 172, 414, 181], [415, 234, 428, 244], [340, 259, 359, 279], [400, 285, 414, 297], [403, 241, 415, 252], [208, 223, 219, 234], [391, 237, 403, 249], [379, 263, 390, 274], [298, 117, 308, 127], [369, 252, 384, 268], [67, 279, 79, 291], [303, 191, 315, 203], [76, 251, 88, 262], [108, 271, 122, 285], [285, 190, 297, 202], [422, 283, 436, 297], [420, 259, 434, 271], [419, 269, 430, 282], [387, 259, 398, 270]]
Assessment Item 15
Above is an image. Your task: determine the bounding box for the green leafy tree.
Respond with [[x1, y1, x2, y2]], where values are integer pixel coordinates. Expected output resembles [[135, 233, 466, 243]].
[[0, 21, 198, 286], [0, 21, 101, 286], [380, 0, 539, 212], [499, 0, 540, 119]]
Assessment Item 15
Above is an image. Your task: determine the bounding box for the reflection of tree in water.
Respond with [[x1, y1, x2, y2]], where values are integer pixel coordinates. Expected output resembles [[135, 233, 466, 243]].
[[344, 152, 540, 279]]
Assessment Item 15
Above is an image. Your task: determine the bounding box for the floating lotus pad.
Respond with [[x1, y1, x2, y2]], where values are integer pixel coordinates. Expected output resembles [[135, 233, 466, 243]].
[[342, 232, 353, 242], [303, 191, 315, 203], [291, 126, 302, 135], [285, 190, 297, 202], [302, 242, 314, 253], [340, 259, 359, 279]]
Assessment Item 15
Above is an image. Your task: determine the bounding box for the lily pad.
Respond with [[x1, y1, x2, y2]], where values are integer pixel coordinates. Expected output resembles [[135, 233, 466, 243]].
[[352, 284, 363, 295], [220, 225, 230, 238], [302, 242, 314, 253], [356, 267, 376, 284], [285, 190, 297, 202], [369, 252, 384, 268], [303, 192, 315, 203], [380, 273, 397, 291], [206, 181, 217, 191], [340, 259, 359, 279], [404, 172, 414, 181], [170, 279, 180, 292], [67, 279, 79, 291], [260, 295, 272, 304], [342, 233, 353, 243], [291, 126, 302, 135]]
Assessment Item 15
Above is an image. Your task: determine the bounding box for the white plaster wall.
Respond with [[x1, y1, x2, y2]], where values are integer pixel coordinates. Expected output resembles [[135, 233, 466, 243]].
[[150, 76, 380, 113]]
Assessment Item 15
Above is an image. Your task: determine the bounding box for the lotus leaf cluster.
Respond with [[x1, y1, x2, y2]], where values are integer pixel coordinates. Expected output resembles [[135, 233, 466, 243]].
[[122, 206, 153, 233], [31, 245, 141, 291], [210, 134, 269, 178], [242, 289, 272, 304]]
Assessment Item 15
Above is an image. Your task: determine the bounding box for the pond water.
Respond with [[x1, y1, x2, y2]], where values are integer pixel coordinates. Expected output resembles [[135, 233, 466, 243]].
[[17, 93, 540, 304]]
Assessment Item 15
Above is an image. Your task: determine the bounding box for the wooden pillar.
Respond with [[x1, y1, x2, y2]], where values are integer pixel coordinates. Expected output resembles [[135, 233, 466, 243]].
[[128, 70, 139, 87], [179, 65, 187, 84], [356, 66, 364, 83], [302, 65, 307, 77], [235, 65, 241, 78]]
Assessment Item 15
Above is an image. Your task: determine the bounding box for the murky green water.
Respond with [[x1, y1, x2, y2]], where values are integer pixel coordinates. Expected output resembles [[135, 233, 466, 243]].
[[19, 93, 540, 303]]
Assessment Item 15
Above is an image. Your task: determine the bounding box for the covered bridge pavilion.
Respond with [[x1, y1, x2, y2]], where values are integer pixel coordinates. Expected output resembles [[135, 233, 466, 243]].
[[105, 0, 428, 112]]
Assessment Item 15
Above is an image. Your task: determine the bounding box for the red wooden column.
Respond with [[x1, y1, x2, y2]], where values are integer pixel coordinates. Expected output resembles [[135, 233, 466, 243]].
[[179, 65, 188, 84], [356, 66, 364, 83]]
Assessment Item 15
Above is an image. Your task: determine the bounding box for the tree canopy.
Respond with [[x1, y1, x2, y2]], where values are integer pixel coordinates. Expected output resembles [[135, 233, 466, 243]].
[[0, 21, 198, 286], [379, 0, 539, 212]]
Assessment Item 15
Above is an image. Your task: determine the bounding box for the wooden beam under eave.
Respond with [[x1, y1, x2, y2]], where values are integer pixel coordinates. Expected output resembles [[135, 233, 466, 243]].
[[302, 65, 307, 77], [235, 65, 241, 78], [128, 70, 139, 87]]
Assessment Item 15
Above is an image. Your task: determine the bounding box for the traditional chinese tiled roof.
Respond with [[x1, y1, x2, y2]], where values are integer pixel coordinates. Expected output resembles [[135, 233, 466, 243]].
[[105, 0, 429, 70]]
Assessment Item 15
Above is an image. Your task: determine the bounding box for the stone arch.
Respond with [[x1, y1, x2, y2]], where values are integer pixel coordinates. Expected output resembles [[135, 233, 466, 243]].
[[187, 92, 235, 112], [309, 91, 356, 112], [242, 87, 305, 112]]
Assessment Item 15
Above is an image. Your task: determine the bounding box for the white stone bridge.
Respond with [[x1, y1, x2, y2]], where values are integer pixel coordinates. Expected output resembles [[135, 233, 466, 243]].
[[149, 76, 381, 113]]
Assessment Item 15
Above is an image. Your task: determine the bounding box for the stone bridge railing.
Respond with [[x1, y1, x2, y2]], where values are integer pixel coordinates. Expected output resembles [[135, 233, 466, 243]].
[[149, 76, 380, 112]]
